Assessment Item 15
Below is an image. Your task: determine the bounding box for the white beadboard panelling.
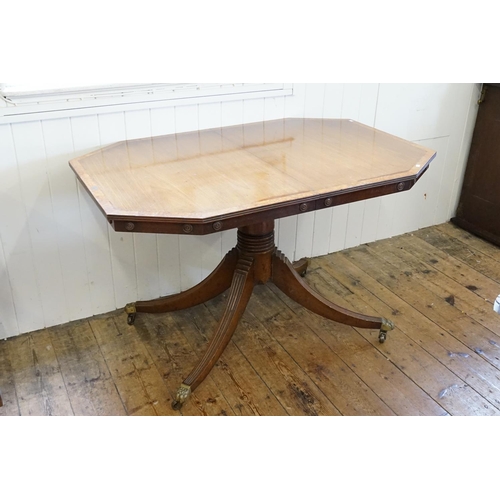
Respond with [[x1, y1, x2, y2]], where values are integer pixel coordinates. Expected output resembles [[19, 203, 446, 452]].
[[179, 235, 203, 290], [342, 84, 379, 125], [360, 198, 381, 245], [449, 85, 481, 217], [0, 236, 18, 339], [323, 84, 344, 118], [11, 121, 68, 329], [98, 112, 137, 307], [375, 84, 462, 140], [157, 235, 181, 298], [199, 101, 223, 130], [70, 115, 116, 314], [311, 84, 342, 256], [278, 216, 298, 262], [416, 137, 450, 229], [311, 208, 333, 258], [0, 84, 480, 338], [438, 84, 480, 221], [344, 201, 366, 250], [329, 205, 349, 253], [42, 118, 93, 321], [222, 100, 244, 127], [200, 234, 223, 281], [264, 96, 286, 121], [342, 84, 380, 249], [296, 83, 325, 258], [0, 123, 44, 335], [295, 212, 315, 260], [376, 195, 397, 242], [175, 104, 199, 134], [286, 83, 306, 117], [243, 98, 265, 124], [304, 84, 326, 118]]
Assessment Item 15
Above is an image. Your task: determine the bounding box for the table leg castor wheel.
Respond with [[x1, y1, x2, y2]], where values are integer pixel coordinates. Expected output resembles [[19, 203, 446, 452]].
[[379, 318, 394, 344], [171, 400, 183, 411], [125, 303, 137, 326], [172, 384, 191, 411]]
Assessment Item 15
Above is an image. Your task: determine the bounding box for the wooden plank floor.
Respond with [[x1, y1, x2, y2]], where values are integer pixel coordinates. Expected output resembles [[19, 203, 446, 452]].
[[2, 222, 500, 416]]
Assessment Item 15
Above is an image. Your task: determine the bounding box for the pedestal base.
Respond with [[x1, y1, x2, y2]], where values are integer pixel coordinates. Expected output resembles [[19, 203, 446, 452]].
[[125, 221, 394, 410]]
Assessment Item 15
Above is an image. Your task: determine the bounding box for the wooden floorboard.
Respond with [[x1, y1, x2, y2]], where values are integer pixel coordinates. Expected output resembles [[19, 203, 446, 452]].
[[1, 222, 500, 416]]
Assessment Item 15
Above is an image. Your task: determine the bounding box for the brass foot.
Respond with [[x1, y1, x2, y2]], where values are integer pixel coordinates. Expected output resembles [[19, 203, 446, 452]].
[[172, 384, 192, 411], [125, 303, 137, 326], [379, 318, 395, 344]]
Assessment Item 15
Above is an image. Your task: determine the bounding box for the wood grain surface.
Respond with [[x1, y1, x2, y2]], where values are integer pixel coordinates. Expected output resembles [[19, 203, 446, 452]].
[[2, 222, 499, 417], [69, 118, 436, 234]]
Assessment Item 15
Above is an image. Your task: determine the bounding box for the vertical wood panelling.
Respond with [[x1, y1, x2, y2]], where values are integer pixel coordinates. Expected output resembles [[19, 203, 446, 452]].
[[11, 121, 68, 328], [264, 96, 286, 121], [437, 84, 479, 221], [312, 84, 344, 257], [281, 84, 307, 257], [0, 124, 45, 335], [70, 115, 116, 314], [243, 98, 265, 124], [42, 118, 93, 321], [342, 84, 380, 251], [285, 83, 306, 117], [304, 84, 326, 118], [297, 84, 326, 259], [417, 137, 450, 229], [0, 234, 18, 338], [98, 112, 137, 307], [329, 205, 349, 253], [305, 84, 329, 257], [448, 85, 481, 218], [0, 123, 39, 336], [0, 84, 479, 339]]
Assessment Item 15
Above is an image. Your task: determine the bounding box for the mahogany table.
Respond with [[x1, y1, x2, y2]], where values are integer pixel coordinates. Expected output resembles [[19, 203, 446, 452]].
[[70, 118, 436, 410]]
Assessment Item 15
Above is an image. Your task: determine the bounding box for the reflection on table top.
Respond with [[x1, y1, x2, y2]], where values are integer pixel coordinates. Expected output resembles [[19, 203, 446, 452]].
[[70, 118, 436, 229]]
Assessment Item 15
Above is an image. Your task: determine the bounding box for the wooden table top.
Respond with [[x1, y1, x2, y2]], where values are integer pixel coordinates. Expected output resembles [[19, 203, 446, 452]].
[[70, 118, 436, 235]]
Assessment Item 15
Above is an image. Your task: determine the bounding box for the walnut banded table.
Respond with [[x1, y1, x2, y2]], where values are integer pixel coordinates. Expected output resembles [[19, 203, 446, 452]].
[[70, 118, 436, 410]]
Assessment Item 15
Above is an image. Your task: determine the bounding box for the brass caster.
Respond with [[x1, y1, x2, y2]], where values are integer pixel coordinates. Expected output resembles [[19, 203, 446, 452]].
[[171, 400, 183, 411], [125, 303, 137, 326], [379, 318, 394, 344], [172, 384, 191, 411]]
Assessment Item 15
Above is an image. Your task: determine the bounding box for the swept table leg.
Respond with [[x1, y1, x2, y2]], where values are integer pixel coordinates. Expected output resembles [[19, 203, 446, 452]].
[[172, 256, 256, 410], [272, 251, 394, 342], [125, 248, 238, 325]]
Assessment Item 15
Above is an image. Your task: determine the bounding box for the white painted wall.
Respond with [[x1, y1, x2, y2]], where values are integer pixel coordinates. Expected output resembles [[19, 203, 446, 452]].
[[0, 83, 480, 339]]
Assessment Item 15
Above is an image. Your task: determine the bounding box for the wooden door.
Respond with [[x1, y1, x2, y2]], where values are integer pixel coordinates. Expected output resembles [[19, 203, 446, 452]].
[[452, 84, 500, 247]]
